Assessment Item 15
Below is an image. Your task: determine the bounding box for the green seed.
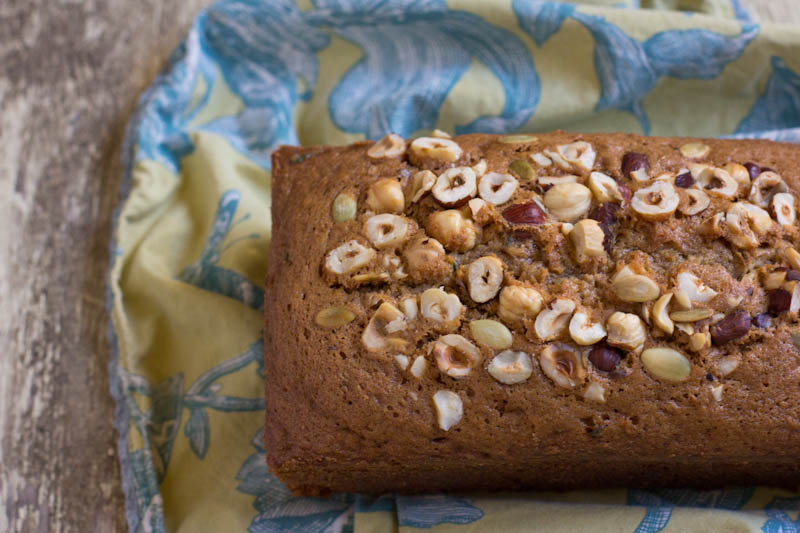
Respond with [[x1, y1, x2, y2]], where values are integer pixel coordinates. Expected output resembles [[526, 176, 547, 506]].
[[641, 347, 692, 382], [331, 193, 357, 222], [792, 331, 800, 350], [290, 152, 313, 164], [469, 319, 513, 350], [508, 159, 535, 182], [669, 308, 714, 322], [315, 307, 356, 327], [498, 134, 538, 144]]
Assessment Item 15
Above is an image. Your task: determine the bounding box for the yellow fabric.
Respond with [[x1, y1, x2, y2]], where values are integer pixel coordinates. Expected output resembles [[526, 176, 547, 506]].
[[108, 0, 800, 531]]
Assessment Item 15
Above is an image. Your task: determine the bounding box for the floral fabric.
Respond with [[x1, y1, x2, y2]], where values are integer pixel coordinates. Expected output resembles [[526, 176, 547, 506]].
[[108, 1, 800, 531]]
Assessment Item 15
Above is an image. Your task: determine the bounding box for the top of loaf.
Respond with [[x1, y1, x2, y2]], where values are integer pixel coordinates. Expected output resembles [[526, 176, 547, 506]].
[[265, 131, 800, 474]]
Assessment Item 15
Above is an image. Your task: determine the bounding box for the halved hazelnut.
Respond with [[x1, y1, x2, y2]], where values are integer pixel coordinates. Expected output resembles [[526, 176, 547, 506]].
[[432, 390, 462, 431], [406, 170, 436, 205], [394, 354, 410, 369], [641, 347, 691, 382], [543, 182, 592, 222], [467, 256, 504, 303], [583, 382, 606, 403], [556, 141, 596, 171], [631, 181, 679, 220], [723, 163, 751, 188], [613, 273, 660, 302], [478, 172, 518, 205], [325, 240, 377, 274], [530, 152, 552, 167], [420, 288, 463, 329], [570, 219, 607, 262], [426, 210, 478, 252], [678, 188, 710, 216], [695, 167, 738, 199], [432, 128, 451, 139], [568, 312, 606, 345], [676, 271, 717, 304], [606, 311, 646, 352], [652, 293, 674, 334], [680, 142, 710, 159], [410, 137, 463, 162], [725, 202, 773, 249], [362, 302, 408, 351], [534, 298, 576, 340], [432, 166, 477, 207], [433, 334, 481, 378], [539, 343, 586, 388], [749, 171, 788, 207], [365, 214, 411, 249], [771, 192, 796, 226], [470, 319, 513, 350], [487, 351, 533, 384], [366, 178, 405, 213], [498, 285, 544, 325], [588, 172, 623, 203], [367, 133, 405, 158]]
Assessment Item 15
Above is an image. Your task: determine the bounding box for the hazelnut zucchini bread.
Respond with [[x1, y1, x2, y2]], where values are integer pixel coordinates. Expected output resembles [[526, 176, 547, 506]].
[[265, 131, 800, 496]]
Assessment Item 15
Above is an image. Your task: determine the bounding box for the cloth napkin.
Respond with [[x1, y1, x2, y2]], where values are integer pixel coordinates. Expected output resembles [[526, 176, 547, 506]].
[[108, 0, 800, 531]]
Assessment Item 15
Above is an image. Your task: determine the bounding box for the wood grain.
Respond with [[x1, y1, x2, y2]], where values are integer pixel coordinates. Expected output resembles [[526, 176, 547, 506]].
[[0, 1, 795, 531], [0, 0, 212, 531]]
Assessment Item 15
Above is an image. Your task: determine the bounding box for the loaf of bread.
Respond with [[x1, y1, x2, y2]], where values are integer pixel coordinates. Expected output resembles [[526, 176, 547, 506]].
[[264, 131, 800, 496]]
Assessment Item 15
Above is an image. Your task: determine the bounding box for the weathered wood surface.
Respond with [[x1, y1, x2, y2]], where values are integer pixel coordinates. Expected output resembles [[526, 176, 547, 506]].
[[0, 1, 795, 531], [0, 0, 212, 531]]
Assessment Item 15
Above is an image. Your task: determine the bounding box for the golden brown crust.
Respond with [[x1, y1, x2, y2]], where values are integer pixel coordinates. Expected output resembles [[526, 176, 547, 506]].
[[265, 131, 800, 496]]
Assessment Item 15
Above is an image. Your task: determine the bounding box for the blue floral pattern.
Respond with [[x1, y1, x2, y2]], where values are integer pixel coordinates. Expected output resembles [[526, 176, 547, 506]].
[[512, 3, 759, 133], [110, 0, 800, 531]]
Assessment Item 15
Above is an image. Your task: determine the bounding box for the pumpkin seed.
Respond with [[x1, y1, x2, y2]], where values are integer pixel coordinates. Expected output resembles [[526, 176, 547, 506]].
[[669, 308, 714, 322], [315, 306, 356, 327], [469, 319, 513, 350], [641, 347, 692, 382], [679, 142, 710, 159], [508, 159, 535, 182], [498, 134, 538, 144], [331, 193, 357, 222]]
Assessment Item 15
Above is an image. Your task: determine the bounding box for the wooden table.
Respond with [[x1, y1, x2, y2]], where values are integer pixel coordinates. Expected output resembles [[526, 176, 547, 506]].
[[0, 1, 795, 531]]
